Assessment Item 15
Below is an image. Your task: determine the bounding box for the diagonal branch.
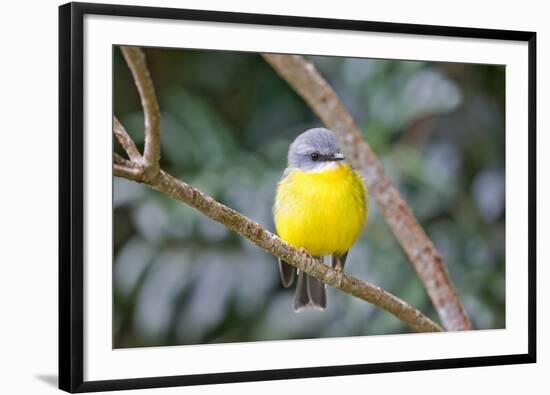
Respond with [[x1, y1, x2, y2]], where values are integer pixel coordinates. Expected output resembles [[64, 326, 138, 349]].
[[262, 53, 472, 331], [120, 46, 161, 181]]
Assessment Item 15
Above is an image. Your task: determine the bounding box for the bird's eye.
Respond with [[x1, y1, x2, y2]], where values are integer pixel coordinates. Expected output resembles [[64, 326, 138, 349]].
[[310, 152, 320, 161]]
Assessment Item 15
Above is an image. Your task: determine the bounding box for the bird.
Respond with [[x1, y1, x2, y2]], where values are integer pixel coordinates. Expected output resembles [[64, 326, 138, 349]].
[[273, 128, 368, 311]]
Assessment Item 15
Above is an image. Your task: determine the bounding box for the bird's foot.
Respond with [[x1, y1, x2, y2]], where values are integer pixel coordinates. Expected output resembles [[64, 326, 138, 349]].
[[333, 257, 344, 273], [296, 248, 310, 272]]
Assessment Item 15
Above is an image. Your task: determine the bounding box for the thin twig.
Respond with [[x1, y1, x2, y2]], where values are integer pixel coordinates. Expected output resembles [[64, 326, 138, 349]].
[[114, 163, 143, 181], [262, 53, 472, 331], [114, 152, 139, 168], [113, 116, 142, 161], [120, 46, 160, 181]]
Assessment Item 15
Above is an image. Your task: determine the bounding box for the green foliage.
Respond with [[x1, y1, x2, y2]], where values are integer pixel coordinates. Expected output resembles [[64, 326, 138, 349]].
[[113, 47, 505, 348]]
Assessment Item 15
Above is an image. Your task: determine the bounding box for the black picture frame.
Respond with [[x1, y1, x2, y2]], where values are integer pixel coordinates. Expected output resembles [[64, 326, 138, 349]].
[[59, 2, 537, 392]]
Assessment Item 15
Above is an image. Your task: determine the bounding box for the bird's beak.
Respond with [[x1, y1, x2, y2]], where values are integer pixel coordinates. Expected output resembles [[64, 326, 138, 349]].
[[331, 153, 345, 161]]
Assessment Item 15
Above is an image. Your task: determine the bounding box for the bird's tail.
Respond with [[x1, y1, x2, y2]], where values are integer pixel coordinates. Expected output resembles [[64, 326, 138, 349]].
[[293, 270, 326, 311], [278, 258, 295, 288]]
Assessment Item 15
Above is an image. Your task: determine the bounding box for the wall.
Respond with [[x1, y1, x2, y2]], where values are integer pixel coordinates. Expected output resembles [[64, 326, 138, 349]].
[[0, 0, 546, 394]]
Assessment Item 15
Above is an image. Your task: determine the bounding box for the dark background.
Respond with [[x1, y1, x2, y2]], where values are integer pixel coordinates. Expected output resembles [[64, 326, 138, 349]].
[[113, 47, 505, 348]]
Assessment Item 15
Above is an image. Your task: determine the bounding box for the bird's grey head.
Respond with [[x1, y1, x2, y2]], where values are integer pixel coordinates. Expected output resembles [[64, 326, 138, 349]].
[[287, 128, 345, 172]]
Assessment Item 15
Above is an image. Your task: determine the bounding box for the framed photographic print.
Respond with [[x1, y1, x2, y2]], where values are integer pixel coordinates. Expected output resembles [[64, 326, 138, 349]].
[[59, 1, 536, 392]]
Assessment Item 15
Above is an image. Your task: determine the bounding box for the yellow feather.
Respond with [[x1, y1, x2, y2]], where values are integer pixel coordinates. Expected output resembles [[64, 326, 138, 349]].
[[274, 163, 368, 256]]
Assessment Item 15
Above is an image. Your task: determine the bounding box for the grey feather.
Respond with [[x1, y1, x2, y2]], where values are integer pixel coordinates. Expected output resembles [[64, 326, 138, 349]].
[[293, 256, 327, 311], [278, 258, 295, 288], [287, 128, 343, 171], [306, 275, 326, 310], [293, 271, 310, 311]]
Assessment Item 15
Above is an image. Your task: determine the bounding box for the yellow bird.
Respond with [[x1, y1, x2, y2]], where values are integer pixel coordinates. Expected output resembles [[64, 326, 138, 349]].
[[274, 128, 368, 311]]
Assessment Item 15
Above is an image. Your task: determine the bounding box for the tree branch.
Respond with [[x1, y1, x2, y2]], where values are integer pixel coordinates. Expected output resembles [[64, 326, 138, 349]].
[[114, 152, 139, 168], [113, 46, 443, 333], [113, 116, 141, 162], [114, 163, 143, 181], [262, 53, 472, 331], [120, 46, 160, 181]]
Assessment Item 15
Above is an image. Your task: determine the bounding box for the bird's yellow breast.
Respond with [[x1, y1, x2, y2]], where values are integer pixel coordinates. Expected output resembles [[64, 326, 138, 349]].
[[273, 163, 368, 256]]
